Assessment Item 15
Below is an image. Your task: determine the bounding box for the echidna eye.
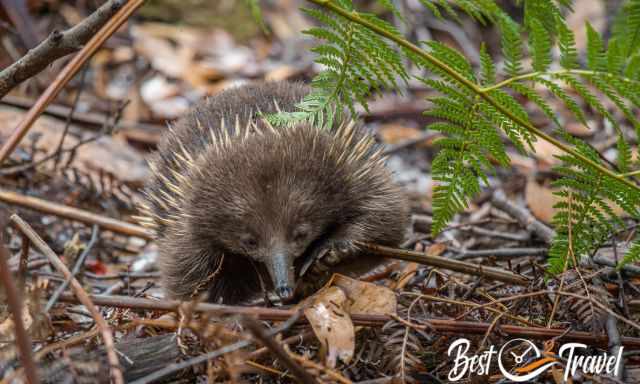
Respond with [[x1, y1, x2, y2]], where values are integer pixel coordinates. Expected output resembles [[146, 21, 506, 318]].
[[293, 228, 309, 242], [242, 236, 258, 249]]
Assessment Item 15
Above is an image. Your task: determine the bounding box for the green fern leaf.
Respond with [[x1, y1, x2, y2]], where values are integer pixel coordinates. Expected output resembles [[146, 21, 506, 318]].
[[586, 22, 607, 71], [479, 43, 496, 85], [497, 13, 523, 76], [557, 15, 579, 69], [620, 240, 640, 268], [528, 17, 552, 72]]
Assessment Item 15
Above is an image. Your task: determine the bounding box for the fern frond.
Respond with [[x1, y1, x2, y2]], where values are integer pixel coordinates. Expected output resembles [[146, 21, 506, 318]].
[[620, 240, 640, 268], [557, 15, 579, 69], [555, 73, 618, 131], [612, 0, 640, 57], [479, 43, 496, 85], [509, 82, 560, 128], [586, 22, 607, 71], [498, 12, 524, 76], [528, 17, 552, 72], [534, 77, 587, 125], [270, 3, 408, 127]]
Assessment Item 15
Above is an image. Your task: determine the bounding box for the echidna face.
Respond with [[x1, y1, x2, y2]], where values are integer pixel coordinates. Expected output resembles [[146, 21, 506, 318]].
[[188, 136, 341, 300], [207, 191, 329, 300]]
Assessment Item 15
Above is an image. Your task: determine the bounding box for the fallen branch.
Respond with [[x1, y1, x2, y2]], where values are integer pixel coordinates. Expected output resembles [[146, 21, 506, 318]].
[[0, 0, 125, 98], [0, 0, 146, 164], [10, 214, 124, 384], [1, 95, 163, 145], [361, 243, 530, 286], [0, 188, 151, 239], [56, 293, 640, 348], [491, 189, 556, 244]]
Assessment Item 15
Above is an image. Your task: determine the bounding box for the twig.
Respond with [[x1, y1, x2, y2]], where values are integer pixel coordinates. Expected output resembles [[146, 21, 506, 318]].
[[0, 0, 125, 98], [130, 311, 303, 384], [56, 293, 640, 348], [53, 66, 89, 170], [0, 188, 151, 239], [45, 224, 99, 311], [491, 189, 556, 243], [0, 0, 146, 164], [0, 133, 107, 175], [1, 95, 163, 144], [361, 242, 530, 285], [242, 316, 318, 384], [0, 236, 39, 384], [452, 247, 547, 260], [10, 214, 124, 384]]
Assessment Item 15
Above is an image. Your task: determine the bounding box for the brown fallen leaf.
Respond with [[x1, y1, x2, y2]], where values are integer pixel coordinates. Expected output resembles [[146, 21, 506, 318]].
[[378, 123, 424, 145], [299, 274, 398, 368], [302, 286, 355, 368], [525, 176, 559, 223], [529, 139, 563, 169], [526, 175, 626, 224], [331, 274, 397, 315], [565, 121, 593, 137]]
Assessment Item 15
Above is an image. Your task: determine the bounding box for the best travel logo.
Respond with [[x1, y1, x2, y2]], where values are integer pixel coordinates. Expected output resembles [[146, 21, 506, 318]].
[[447, 338, 623, 382]]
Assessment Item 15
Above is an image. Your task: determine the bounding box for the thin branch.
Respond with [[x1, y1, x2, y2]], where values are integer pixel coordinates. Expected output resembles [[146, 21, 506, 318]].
[[242, 316, 319, 384], [0, 188, 151, 239], [10, 214, 124, 384], [0, 236, 39, 384], [491, 189, 556, 243], [0, 0, 146, 165], [56, 293, 640, 348], [478, 69, 640, 93], [360, 242, 530, 285], [0, 0, 125, 98], [53, 66, 89, 170]]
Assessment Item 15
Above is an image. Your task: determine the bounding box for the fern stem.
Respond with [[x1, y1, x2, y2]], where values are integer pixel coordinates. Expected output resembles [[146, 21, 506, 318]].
[[480, 69, 585, 92], [479, 69, 640, 92], [621, 169, 640, 177], [308, 0, 640, 193]]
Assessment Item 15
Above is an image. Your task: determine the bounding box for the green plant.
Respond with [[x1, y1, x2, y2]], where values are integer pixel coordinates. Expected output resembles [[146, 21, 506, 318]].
[[269, 0, 640, 272]]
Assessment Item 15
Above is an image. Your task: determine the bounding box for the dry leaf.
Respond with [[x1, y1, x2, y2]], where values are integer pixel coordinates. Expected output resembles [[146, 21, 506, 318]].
[[331, 274, 397, 315], [530, 139, 563, 168], [426, 242, 447, 257], [300, 274, 397, 367], [302, 286, 355, 368], [378, 123, 423, 145], [0, 306, 32, 337], [565, 121, 593, 137], [526, 176, 626, 223], [525, 177, 559, 223]]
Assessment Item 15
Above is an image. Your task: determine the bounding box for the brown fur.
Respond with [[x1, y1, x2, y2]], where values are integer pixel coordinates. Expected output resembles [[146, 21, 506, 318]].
[[140, 82, 409, 303]]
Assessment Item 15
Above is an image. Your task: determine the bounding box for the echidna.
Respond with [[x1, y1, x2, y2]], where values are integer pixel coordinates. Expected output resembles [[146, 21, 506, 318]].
[[139, 82, 409, 303]]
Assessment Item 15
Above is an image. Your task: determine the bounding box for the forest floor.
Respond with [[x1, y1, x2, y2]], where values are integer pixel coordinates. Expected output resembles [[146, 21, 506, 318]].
[[0, 1, 639, 383]]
